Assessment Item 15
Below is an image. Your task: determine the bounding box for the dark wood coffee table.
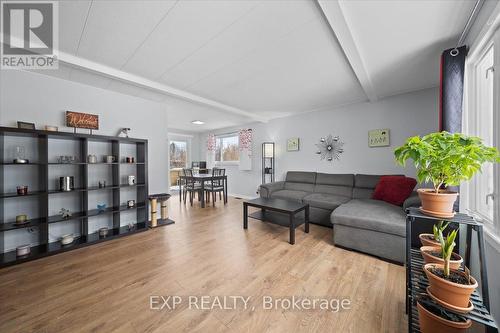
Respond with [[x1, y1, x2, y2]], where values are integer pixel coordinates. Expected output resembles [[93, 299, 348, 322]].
[[243, 197, 309, 245]]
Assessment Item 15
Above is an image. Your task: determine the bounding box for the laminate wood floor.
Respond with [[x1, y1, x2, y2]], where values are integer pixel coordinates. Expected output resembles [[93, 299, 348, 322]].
[[0, 196, 407, 333]]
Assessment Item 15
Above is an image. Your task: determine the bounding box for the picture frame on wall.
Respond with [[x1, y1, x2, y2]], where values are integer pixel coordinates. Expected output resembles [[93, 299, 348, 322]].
[[368, 129, 390, 147], [287, 137, 300, 151], [17, 121, 36, 130]]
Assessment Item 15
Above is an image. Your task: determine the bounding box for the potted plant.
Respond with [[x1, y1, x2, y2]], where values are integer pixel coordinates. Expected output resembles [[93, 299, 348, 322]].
[[424, 229, 477, 311], [417, 295, 471, 333], [420, 221, 463, 269], [395, 132, 500, 218], [420, 245, 463, 270], [419, 221, 448, 247]]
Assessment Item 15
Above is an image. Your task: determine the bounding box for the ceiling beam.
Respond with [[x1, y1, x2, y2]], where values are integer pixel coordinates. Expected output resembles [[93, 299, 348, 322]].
[[4, 34, 267, 123], [316, 0, 378, 102], [58, 51, 268, 123]]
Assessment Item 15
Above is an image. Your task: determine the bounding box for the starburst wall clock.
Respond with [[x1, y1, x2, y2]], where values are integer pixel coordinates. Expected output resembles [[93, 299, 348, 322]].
[[315, 135, 344, 162]]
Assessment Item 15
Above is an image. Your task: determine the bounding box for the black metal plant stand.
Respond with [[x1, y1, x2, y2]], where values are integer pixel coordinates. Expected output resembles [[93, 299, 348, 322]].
[[406, 207, 498, 332]]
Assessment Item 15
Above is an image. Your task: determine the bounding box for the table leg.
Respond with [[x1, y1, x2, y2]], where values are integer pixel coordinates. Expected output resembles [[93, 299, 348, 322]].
[[305, 206, 309, 233], [201, 180, 205, 208], [406, 216, 412, 317], [243, 203, 248, 229], [224, 177, 228, 204], [289, 214, 295, 245], [179, 178, 182, 202]]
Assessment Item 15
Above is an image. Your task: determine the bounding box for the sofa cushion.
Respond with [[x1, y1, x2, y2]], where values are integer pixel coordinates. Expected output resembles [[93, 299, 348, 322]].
[[271, 190, 310, 202], [284, 171, 316, 192], [402, 192, 421, 210], [314, 184, 353, 197], [259, 181, 285, 198], [314, 173, 354, 197], [353, 174, 404, 199], [285, 171, 316, 184], [316, 173, 354, 187], [331, 199, 406, 237], [303, 193, 351, 210], [354, 174, 383, 189], [284, 182, 315, 192], [372, 176, 417, 206]]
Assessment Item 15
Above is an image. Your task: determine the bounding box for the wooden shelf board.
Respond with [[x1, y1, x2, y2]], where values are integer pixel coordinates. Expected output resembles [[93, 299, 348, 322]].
[[0, 190, 45, 199], [48, 203, 146, 224], [48, 183, 145, 194], [0, 223, 148, 267], [0, 218, 44, 232]]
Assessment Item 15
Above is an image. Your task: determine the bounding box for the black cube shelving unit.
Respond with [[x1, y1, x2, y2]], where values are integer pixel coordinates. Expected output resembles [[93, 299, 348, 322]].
[[0, 126, 149, 268], [405, 207, 498, 332]]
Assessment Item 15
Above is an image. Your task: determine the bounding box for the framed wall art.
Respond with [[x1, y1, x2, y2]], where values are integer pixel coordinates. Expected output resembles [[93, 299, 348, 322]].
[[368, 129, 390, 147], [287, 137, 300, 151]]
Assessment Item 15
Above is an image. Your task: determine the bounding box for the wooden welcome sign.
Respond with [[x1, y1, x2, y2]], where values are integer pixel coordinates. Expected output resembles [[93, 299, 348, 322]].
[[66, 111, 99, 130]]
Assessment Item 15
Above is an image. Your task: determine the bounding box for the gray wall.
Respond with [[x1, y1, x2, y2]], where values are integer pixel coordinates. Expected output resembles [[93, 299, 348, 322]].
[[0, 70, 169, 250], [199, 87, 438, 197]]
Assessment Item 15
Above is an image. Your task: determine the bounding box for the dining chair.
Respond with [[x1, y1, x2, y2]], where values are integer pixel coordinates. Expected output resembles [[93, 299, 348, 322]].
[[205, 168, 225, 206], [182, 168, 202, 206]]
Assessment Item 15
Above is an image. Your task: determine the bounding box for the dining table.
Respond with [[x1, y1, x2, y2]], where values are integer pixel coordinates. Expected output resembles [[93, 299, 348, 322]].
[[179, 173, 228, 208]]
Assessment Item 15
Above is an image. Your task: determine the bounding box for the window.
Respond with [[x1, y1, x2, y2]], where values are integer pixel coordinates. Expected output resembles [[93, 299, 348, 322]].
[[215, 133, 239, 163], [169, 140, 188, 168], [474, 45, 495, 222], [464, 28, 500, 238]]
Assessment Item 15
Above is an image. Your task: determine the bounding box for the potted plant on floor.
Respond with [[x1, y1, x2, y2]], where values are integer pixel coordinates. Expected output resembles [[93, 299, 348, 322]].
[[419, 221, 448, 247], [424, 229, 477, 312], [394, 132, 500, 218]]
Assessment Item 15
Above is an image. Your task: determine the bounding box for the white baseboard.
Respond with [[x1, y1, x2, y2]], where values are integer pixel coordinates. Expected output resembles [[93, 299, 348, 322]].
[[228, 193, 257, 200]]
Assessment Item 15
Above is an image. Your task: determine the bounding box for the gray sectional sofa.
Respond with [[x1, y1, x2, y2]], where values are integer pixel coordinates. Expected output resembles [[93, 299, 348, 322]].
[[259, 171, 419, 263]]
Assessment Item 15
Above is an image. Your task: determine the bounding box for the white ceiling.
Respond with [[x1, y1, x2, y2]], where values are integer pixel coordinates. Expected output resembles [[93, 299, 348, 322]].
[[28, 0, 478, 131], [338, 0, 474, 98]]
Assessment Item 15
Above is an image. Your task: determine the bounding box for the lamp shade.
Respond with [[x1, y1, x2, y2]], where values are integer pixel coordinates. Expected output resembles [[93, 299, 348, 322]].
[[263, 143, 274, 158]]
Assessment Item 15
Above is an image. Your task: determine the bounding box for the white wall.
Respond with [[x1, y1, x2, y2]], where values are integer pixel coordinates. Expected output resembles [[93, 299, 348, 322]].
[[0, 70, 170, 193], [0, 70, 169, 249], [200, 87, 438, 198]]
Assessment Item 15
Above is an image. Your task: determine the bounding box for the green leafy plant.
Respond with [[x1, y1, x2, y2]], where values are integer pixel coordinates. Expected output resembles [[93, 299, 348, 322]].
[[394, 132, 500, 193], [433, 221, 449, 243], [439, 229, 458, 278]]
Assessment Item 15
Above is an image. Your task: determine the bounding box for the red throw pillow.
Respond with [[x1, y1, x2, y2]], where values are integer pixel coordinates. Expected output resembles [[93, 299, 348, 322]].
[[372, 175, 417, 206]]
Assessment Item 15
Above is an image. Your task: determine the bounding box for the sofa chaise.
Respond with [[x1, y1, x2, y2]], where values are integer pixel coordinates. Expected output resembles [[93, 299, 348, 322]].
[[259, 171, 419, 263]]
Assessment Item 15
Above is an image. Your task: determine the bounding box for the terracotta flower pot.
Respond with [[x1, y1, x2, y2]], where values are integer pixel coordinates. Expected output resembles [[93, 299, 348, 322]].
[[424, 264, 478, 309], [420, 246, 463, 270], [417, 188, 458, 218], [417, 301, 471, 333], [419, 233, 440, 247]]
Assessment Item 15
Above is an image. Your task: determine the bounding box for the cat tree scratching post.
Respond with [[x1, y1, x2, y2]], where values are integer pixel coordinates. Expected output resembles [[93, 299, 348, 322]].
[[148, 193, 174, 228]]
